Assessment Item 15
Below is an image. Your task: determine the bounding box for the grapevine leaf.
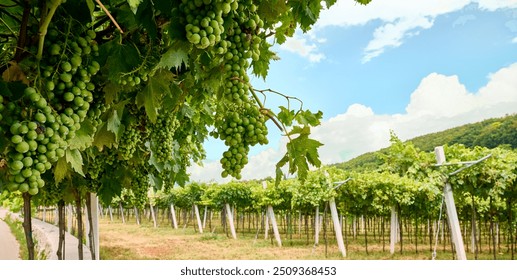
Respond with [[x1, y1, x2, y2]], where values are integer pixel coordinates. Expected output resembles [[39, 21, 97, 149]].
[[100, 40, 141, 81], [290, 0, 322, 32], [54, 157, 69, 185], [65, 149, 85, 177], [275, 154, 289, 187], [103, 82, 121, 105], [135, 0, 158, 40], [92, 123, 116, 150], [136, 70, 173, 123], [107, 101, 127, 140], [277, 106, 295, 127], [127, 0, 143, 13], [2, 62, 29, 84], [69, 119, 95, 150], [252, 40, 276, 79], [257, 0, 289, 27], [355, 0, 372, 5], [280, 125, 323, 182], [85, 0, 95, 18], [156, 44, 189, 71], [324, 0, 338, 7], [295, 110, 323, 126], [163, 81, 183, 112], [98, 167, 126, 205]]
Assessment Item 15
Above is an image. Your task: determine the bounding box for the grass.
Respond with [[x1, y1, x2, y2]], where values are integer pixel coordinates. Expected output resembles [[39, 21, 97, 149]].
[[3, 214, 28, 260], [99, 216, 515, 260]]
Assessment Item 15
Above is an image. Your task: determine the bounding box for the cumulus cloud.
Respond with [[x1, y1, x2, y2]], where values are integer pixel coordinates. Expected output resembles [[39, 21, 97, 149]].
[[188, 63, 517, 182]]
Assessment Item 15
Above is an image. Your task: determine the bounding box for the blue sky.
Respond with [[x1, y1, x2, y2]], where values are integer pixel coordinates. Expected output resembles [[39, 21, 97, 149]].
[[189, 0, 517, 183]]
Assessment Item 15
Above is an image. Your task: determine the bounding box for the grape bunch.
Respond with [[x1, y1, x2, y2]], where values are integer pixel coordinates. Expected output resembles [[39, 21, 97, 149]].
[[86, 101, 108, 133], [1, 24, 101, 195], [179, 0, 269, 180], [86, 148, 118, 180], [114, 72, 147, 89], [130, 166, 149, 209], [149, 113, 180, 164], [118, 117, 142, 161], [3, 87, 67, 195], [180, 0, 234, 49], [40, 27, 100, 142], [213, 102, 268, 179]]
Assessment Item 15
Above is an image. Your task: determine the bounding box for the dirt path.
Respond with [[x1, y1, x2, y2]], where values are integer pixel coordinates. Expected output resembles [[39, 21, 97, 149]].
[[0, 208, 21, 260]]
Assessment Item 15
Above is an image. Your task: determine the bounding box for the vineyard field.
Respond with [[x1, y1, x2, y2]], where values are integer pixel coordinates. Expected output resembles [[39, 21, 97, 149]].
[[35, 205, 517, 260]]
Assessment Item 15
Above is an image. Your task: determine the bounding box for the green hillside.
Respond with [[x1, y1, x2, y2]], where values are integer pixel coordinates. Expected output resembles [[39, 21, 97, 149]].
[[334, 114, 517, 171]]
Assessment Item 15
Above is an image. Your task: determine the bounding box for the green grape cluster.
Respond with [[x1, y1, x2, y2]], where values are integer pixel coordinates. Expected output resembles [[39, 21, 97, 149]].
[[130, 166, 149, 209], [150, 113, 180, 164], [118, 118, 142, 161], [181, 0, 234, 49], [115, 72, 147, 88], [86, 101, 108, 132], [180, 0, 268, 180], [213, 103, 268, 179], [40, 27, 100, 142], [3, 87, 67, 195], [86, 148, 118, 180], [1, 26, 101, 195]]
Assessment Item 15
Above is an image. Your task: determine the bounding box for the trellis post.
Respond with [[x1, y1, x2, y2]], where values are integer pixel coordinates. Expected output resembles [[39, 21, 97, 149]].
[[435, 146, 466, 260]]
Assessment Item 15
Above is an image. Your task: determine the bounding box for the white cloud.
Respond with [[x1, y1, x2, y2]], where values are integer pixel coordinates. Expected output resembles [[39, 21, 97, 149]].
[[188, 62, 517, 182], [512, 36, 517, 43], [279, 34, 326, 63], [314, 0, 517, 62], [362, 16, 434, 63], [275, 0, 517, 63], [453, 15, 477, 27]]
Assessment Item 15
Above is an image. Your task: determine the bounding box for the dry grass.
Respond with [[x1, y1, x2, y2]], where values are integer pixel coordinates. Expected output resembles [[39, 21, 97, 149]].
[[98, 217, 514, 260]]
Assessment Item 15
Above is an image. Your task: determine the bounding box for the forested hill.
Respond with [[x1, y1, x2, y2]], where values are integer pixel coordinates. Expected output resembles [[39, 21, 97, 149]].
[[334, 114, 517, 171]]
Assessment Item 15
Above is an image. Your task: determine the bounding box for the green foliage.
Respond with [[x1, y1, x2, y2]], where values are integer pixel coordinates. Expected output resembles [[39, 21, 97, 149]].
[[2, 0, 362, 207], [335, 114, 517, 171]]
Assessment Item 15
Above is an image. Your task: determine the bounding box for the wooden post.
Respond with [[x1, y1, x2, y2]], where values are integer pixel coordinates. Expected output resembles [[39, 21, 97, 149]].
[[329, 198, 346, 257], [390, 205, 398, 254], [261, 181, 281, 246], [435, 146, 467, 260], [267, 205, 282, 247], [134, 207, 140, 225], [225, 203, 237, 239], [90, 193, 100, 260], [119, 203, 125, 224], [262, 181, 269, 239], [170, 204, 178, 229], [202, 206, 208, 229], [67, 204, 73, 233], [194, 204, 203, 233], [98, 203, 104, 219], [150, 205, 157, 228], [54, 208, 59, 225], [315, 206, 320, 245]]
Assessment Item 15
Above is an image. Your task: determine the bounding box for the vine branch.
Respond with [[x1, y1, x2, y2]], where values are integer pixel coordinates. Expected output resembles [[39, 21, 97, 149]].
[[36, 0, 61, 60], [13, 0, 30, 62], [95, 0, 124, 34]]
